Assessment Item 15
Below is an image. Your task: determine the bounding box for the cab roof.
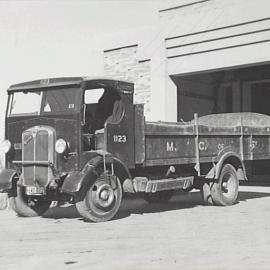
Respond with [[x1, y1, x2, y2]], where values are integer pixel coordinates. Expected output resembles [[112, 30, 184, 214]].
[[7, 77, 134, 95]]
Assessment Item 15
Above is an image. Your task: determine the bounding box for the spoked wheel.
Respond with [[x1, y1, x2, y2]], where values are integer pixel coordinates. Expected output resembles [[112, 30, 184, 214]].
[[9, 186, 52, 217], [210, 164, 239, 206], [143, 190, 174, 203], [76, 171, 122, 222]]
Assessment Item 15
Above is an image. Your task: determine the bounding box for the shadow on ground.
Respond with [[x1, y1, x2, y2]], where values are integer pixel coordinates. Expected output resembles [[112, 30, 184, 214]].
[[43, 188, 270, 221], [43, 204, 81, 219], [238, 190, 270, 201]]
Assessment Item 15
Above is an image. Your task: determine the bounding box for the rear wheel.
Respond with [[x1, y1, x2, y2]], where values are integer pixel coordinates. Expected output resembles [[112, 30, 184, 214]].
[[76, 171, 122, 222], [210, 164, 239, 206], [143, 190, 174, 203], [9, 186, 52, 217], [200, 181, 214, 205]]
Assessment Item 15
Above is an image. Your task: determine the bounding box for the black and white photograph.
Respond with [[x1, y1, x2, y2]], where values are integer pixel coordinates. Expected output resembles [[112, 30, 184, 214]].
[[1, 0, 270, 269]]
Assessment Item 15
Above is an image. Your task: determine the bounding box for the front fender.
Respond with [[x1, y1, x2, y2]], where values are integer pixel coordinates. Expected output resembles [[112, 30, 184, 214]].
[[0, 169, 17, 192], [61, 156, 101, 194], [61, 154, 131, 195]]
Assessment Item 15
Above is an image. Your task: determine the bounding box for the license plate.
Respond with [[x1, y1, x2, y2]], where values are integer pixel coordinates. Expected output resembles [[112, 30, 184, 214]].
[[25, 186, 45, 195]]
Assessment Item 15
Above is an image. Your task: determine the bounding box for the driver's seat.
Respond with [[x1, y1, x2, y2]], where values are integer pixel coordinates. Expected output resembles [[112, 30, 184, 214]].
[[106, 100, 124, 124], [95, 100, 124, 134]]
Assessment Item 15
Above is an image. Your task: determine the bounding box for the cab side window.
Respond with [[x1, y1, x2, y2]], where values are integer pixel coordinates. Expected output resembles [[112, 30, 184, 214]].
[[84, 88, 123, 134], [82, 87, 125, 151], [83, 88, 104, 133]]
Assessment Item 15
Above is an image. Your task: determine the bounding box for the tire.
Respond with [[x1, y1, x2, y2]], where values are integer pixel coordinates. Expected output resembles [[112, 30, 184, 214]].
[[9, 186, 52, 217], [210, 164, 239, 206], [0, 193, 9, 210], [76, 171, 122, 222], [200, 181, 214, 205], [143, 190, 174, 203]]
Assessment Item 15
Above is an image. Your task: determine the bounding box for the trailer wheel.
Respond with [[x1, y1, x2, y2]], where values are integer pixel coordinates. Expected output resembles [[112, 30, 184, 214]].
[[200, 181, 213, 205], [210, 164, 239, 206], [76, 172, 122, 222], [9, 186, 51, 217], [143, 190, 174, 203]]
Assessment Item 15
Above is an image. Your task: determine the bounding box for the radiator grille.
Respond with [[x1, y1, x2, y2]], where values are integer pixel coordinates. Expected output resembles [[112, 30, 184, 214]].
[[22, 126, 55, 187]]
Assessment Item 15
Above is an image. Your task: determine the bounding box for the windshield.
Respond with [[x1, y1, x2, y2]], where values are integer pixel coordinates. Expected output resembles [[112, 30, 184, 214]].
[[9, 91, 42, 115], [42, 88, 81, 113], [8, 88, 81, 116]]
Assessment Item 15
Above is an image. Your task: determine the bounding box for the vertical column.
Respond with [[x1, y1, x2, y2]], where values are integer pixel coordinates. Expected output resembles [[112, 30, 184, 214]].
[[217, 84, 226, 113], [232, 80, 241, 112], [148, 44, 166, 121], [149, 44, 177, 122], [242, 82, 252, 112]]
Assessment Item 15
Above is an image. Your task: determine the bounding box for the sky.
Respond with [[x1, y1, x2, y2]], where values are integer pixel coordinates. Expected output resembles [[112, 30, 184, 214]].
[[0, 0, 165, 87]]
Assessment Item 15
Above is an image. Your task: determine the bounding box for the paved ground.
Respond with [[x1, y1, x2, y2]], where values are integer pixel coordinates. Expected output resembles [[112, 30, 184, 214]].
[[1, 185, 270, 270]]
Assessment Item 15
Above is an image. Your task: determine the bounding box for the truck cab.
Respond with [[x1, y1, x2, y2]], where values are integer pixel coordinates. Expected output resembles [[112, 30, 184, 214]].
[[0, 77, 137, 221]]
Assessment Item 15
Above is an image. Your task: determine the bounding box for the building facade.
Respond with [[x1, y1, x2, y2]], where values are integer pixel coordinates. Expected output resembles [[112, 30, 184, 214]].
[[101, 0, 270, 122]]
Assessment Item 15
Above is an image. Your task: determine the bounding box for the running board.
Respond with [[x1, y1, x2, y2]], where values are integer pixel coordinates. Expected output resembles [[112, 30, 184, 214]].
[[133, 176, 194, 193]]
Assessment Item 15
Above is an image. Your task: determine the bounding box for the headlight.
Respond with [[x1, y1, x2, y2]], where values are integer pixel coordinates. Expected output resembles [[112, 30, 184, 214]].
[[55, 139, 68, 154], [1, 140, 12, 154]]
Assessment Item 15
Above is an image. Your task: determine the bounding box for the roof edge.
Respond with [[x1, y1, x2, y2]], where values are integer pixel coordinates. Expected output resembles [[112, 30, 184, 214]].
[[8, 77, 134, 94], [159, 0, 211, 13]]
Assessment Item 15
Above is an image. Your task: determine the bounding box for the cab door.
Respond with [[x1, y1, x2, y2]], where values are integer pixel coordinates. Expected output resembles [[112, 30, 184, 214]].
[[105, 96, 135, 168]]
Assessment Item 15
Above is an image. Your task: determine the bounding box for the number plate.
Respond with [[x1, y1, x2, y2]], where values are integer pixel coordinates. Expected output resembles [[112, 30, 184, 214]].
[[25, 186, 45, 195], [113, 135, 127, 143]]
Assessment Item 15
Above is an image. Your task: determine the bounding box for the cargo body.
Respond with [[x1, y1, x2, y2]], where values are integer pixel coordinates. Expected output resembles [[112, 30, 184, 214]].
[[0, 77, 269, 222], [143, 113, 270, 168]]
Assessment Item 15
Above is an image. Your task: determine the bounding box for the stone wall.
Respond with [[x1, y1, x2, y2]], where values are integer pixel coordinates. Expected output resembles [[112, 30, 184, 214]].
[[104, 45, 151, 116]]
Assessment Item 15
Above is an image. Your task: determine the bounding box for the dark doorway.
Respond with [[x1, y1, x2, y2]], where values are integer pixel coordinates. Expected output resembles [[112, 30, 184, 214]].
[[174, 63, 270, 121], [251, 82, 270, 115]]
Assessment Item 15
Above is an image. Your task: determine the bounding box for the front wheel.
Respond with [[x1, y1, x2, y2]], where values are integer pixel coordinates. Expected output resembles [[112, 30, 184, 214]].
[[0, 193, 9, 210], [9, 186, 52, 217], [76, 173, 122, 222], [210, 164, 239, 206]]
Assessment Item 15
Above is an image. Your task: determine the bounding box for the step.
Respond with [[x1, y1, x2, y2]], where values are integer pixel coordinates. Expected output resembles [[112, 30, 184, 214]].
[[133, 176, 194, 193]]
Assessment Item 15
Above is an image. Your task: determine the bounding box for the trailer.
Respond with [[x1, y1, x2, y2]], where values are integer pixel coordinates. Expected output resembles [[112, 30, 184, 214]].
[[0, 77, 270, 222]]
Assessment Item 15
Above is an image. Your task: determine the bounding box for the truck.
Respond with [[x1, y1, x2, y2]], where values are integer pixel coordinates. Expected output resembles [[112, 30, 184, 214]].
[[1, 77, 270, 222]]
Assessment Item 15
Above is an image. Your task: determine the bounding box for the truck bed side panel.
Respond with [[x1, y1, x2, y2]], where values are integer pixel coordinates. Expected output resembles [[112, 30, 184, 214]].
[[143, 122, 270, 167]]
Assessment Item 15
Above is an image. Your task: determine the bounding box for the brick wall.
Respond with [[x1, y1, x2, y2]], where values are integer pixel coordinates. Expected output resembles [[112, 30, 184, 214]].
[[104, 45, 151, 116]]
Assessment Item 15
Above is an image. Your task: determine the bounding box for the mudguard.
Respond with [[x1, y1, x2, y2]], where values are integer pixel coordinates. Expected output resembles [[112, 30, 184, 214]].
[[205, 151, 246, 181], [61, 155, 131, 195], [61, 156, 101, 194], [0, 169, 17, 192]]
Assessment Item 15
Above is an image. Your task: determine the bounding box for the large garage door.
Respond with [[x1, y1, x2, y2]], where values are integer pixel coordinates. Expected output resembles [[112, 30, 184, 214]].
[[174, 64, 270, 121]]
